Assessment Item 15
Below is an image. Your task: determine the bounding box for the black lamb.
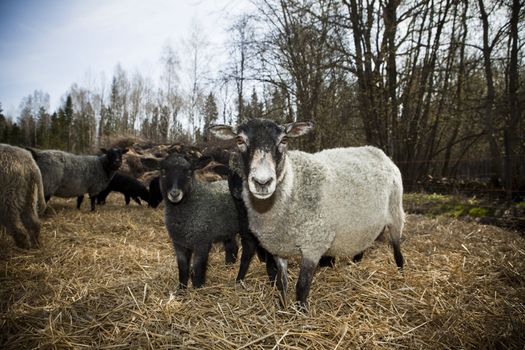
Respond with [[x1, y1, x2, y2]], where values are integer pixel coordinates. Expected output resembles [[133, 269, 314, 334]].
[[97, 172, 151, 206], [148, 176, 163, 208], [141, 154, 240, 288]]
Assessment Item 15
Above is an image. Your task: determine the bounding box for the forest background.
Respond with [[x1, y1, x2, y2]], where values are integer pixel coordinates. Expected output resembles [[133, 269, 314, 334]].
[[1, 0, 523, 197]]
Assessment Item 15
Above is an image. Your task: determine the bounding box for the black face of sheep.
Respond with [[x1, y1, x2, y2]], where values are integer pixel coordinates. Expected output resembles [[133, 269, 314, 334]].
[[210, 119, 313, 200], [101, 148, 128, 171], [152, 156, 212, 205]]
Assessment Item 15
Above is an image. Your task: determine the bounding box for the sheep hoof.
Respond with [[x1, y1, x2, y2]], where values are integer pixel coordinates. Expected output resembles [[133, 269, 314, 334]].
[[293, 301, 309, 314], [277, 292, 288, 309], [236, 280, 248, 290]]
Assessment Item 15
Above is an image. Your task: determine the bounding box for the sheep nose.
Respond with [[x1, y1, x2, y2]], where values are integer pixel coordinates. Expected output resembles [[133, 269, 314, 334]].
[[167, 189, 183, 203], [252, 176, 273, 187]]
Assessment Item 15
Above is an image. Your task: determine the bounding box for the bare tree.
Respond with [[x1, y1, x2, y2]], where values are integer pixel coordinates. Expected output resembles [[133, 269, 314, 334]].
[[181, 20, 210, 140], [159, 44, 183, 140], [226, 14, 255, 123]]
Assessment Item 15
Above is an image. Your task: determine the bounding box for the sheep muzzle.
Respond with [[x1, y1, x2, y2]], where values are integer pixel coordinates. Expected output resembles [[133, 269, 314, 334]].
[[248, 149, 277, 199], [167, 189, 184, 204]]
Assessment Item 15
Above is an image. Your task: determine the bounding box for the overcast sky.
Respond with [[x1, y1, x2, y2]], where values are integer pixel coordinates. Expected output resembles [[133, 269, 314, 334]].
[[0, 0, 250, 116]]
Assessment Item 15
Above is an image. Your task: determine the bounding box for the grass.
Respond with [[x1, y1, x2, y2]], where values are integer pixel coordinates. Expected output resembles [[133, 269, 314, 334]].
[[403, 192, 521, 220]]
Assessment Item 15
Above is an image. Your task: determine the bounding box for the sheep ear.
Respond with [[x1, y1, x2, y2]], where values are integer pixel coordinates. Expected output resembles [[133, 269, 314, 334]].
[[284, 121, 314, 138], [122, 148, 129, 154], [100, 148, 108, 154], [191, 156, 213, 171], [141, 157, 162, 170], [25, 147, 40, 159], [209, 124, 237, 140], [213, 164, 230, 177]]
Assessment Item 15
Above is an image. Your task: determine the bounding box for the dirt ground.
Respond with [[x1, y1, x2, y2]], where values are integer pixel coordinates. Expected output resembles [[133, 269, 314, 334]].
[[1, 194, 524, 349]]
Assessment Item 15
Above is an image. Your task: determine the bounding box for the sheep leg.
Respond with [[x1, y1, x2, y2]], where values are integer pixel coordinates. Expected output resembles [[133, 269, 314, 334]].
[[388, 186, 404, 269], [76, 195, 84, 209], [89, 195, 96, 211], [125, 194, 131, 205], [264, 254, 278, 283], [174, 244, 192, 289], [45, 195, 51, 203], [21, 212, 41, 248], [133, 196, 142, 206], [388, 223, 404, 269], [319, 256, 336, 267], [236, 235, 257, 281], [255, 245, 267, 262], [392, 239, 404, 269], [296, 254, 322, 307], [97, 190, 109, 205], [275, 257, 288, 306], [223, 238, 238, 265], [5, 219, 31, 249], [352, 252, 364, 263], [191, 244, 211, 288]]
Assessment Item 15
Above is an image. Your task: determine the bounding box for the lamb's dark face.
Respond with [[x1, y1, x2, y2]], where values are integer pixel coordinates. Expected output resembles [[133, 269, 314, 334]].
[[103, 148, 128, 171], [210, 119, 313, 200], [159, 156, 193, 205], [157, 155, 213, 205]]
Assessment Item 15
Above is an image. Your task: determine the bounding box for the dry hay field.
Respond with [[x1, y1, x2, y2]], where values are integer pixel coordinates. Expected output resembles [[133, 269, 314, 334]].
[[1, 194, 524, 349]]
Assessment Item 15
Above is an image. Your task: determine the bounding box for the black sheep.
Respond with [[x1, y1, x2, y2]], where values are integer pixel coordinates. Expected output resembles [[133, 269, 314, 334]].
[[141, 154, 240, 288], [97, 173, 151, 206], [148, 173, 237, 264], [148, 176, 163, 208]]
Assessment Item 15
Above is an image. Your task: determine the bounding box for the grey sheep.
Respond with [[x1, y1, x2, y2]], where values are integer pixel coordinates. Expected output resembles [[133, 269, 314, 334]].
[[0, 143, 46, 248], [26, 147, 128, 211], [142, 154, 240, 288], [210, 119, 405, 308]]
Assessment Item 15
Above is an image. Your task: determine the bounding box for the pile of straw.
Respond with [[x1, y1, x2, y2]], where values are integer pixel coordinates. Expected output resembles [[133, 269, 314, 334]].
[[1, 195, 524, 349]]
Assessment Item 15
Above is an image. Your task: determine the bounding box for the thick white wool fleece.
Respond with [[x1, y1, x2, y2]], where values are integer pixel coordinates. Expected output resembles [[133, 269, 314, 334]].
[[243, 146, 404, 261]]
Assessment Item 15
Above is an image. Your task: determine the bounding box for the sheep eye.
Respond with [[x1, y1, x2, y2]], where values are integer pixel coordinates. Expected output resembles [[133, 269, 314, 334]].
[[236, 137, 245, 146], [280, 137, 288, 145]]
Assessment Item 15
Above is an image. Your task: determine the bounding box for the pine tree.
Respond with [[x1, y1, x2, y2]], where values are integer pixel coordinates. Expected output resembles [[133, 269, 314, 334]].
[[55, 108, 67, 149], [64, 95, 74, 151], [202, 92, 219, 141], [49, 112, 61, 148], [0, 103, 8, 143], [9, 122, 22, 145], [36, 106, 51, 148], [249, 88, 263, 119], [159, 105, 170, 143]]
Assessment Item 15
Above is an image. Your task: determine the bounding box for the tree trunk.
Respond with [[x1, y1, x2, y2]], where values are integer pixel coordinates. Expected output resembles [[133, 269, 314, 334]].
[[478, 0, 502, 188], [504, 0, 521, 200]]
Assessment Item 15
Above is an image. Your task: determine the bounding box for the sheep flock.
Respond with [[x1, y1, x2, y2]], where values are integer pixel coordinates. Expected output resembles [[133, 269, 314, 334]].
[[1, 120, 524, 349]]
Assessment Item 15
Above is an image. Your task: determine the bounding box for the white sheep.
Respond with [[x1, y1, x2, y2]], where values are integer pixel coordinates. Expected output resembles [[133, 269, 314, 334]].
[[0, 144, 46, 248], [210, 118, 405, 307]]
